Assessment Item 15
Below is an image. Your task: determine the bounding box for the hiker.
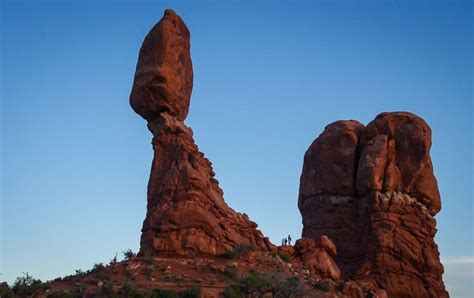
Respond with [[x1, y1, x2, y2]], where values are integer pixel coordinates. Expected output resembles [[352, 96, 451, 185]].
[[288, 234, 292, 245]]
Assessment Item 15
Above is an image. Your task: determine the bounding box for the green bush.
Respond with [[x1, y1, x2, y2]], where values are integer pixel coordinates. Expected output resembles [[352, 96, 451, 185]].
[[109, 253, 118, 266], [118, 280, 143, 297], [221, 284, 243, 298], [224, 265, 238, 279], [12, 272, 49, 296], [0, 282, 14, 298], [272, 277, 302, 296], [240, 271, 271, 294], [123, 249, 136, 260], [179, 287, 201, 298], [224, 245, 256, 259], [314, 278, 334, 292], [91, 262, 105, 272], [148, 288, 179, 298], [277, 250, 291, 263]]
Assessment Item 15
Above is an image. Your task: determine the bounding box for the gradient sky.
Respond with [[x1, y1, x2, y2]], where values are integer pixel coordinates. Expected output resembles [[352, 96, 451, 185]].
[[1, 0, 473, 296]]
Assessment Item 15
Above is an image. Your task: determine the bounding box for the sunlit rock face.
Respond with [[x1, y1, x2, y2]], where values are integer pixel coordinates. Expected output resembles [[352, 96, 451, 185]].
[[299, 112, 448, 297], [130, 10, 272, 257]]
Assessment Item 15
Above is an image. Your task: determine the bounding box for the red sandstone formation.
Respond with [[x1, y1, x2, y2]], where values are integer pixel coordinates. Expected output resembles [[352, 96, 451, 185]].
[[130, 9, 271, 256], [299, 112, 448, 297]]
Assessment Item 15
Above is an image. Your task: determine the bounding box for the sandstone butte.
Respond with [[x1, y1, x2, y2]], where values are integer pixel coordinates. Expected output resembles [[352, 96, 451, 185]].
[[31, 9, 448, 298]]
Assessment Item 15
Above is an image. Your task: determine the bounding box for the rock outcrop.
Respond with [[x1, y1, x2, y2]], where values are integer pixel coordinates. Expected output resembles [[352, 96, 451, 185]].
[[299, 112, 448, 297], [130, 9, 271, 256]]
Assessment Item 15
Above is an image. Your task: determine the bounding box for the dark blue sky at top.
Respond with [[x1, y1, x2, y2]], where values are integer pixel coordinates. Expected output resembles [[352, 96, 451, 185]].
[[1, 0, 472, 295]]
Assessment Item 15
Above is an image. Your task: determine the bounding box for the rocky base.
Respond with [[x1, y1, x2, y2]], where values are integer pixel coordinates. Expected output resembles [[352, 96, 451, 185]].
[[301, 191, 446, 297], [30, 248, 388, 298]]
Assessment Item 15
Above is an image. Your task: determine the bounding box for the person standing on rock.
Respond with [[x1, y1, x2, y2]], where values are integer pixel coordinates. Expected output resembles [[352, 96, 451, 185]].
[[288, 234, 292, 245]]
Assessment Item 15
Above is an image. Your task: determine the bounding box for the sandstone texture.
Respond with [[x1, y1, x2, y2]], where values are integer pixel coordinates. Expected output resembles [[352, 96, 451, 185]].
[[130, 10, 271, 256], [299, 112, 448, 297]]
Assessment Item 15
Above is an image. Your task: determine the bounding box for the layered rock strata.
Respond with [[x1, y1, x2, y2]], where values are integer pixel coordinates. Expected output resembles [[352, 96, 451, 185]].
[[298, 112, 448, 297], [130, 9, 271, 256]]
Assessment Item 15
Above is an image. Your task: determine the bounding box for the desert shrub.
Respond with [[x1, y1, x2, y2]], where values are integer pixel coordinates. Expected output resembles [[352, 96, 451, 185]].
[[314, 278, 334, 292], [109, 253, 118, 266], [123, 249, 136, 260], [12, 272, 49, 296], [224, 245, 256, 259], [224, 265, 238, 279], [91, 262, 105, 272], [75, 269, 85, 276], [277, 250, 291, 263], [240, 271, 271, 294], [221, 284, 243, 298], [148, 288, 179, 298], [179, 287, 201, 298], [118, 280, 144, 297], [0, 282, 14, 298], [272, 276, 302, 296]]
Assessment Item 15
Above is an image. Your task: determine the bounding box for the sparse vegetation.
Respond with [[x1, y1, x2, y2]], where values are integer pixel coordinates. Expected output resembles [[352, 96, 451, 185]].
[[271, 276, 303, 296], [91, 262, 105, 272], [314, 278, 334, 292], [0, 282, 14, 298], [221, 271, 305, 297], [179, 287, 201, 298], [221, 284, 243, 298], [240, 271, 272, 294], [277, 250, 292, 263], [224, 265, 238, 279], [75, 269, 85, 276], [148, 288, 179, 298], [224, 245, 256, 259], [123, 249, 136, 260], [12, 272, 49, 296], [109, 253, 118, 265]]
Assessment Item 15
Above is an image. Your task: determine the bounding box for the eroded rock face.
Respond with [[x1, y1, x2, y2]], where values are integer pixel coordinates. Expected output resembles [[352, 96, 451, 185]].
[[299, 112, 448, 297], [294, 237, 341, 281], [131, 10, 271, 256]]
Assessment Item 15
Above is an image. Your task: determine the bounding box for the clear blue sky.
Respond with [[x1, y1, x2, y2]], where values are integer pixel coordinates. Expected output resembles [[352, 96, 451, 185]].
[[1, 0, 472, 296]]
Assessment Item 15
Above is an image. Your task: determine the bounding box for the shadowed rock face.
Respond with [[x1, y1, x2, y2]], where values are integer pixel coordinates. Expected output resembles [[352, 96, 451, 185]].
[[130, 10, 271, 256], [299, 112, 448, 298]]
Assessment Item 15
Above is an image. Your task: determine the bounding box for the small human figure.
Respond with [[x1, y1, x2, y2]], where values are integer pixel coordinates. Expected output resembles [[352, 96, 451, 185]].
[[281, 238, 285, 246], [288, 234, 292, 245], [284, 238, 288, 246]]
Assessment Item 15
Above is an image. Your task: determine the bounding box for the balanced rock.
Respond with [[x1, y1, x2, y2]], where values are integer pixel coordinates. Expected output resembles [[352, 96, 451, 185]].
[[130, 10, 271, 256], [298, 112, 448, 297]]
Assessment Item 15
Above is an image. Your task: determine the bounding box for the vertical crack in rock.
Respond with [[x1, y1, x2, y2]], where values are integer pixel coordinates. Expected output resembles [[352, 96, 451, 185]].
[[299, 112, 448, 297], [130, 10, 271, 257]]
